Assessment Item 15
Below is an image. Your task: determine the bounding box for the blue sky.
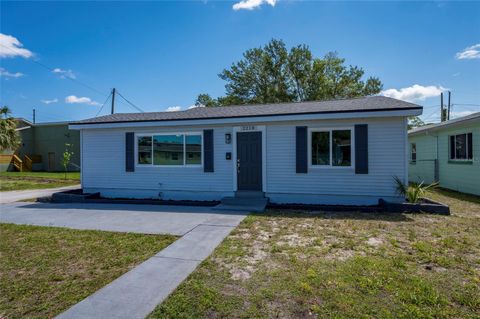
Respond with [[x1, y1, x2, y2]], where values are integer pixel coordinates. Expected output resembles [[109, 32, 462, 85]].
[[1, 0, 479, 123]]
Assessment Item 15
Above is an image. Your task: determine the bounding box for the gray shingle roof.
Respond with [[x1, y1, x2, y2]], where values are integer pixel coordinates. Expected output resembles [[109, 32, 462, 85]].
[[72, 96, 421, 125], [409, 111, 480, 135]]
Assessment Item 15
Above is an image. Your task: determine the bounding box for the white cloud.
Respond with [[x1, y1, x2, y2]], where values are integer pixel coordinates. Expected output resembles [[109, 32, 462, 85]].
[[166, 106, 182, 112], [233, 0, 277, 10], [0, 33, 33, 58], [381, 84, 446, 102], [188, 104, 205, 109], [65, 95, 100, 106], [52, 68, 76, 79], [455, 44, 480, 60], [41, 98, 58, 104], [0, 67, 24, 78]]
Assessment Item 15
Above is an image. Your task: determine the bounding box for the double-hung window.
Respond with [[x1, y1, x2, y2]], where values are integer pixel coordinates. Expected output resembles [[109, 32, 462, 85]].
[[137, 133, 202, 166], [449, 133, 473, 161], [411, 143, 417, 162], [310, 129, 352, 167]]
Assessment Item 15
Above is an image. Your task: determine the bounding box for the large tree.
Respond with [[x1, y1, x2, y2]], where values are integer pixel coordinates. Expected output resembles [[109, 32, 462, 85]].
[[196, 39, 383, 107], [0, 106, 20, 151]]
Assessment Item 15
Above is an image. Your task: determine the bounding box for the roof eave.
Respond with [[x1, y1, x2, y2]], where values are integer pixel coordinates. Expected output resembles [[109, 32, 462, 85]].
[[70, 107, 421, 130], [408, 114, 480, 136]]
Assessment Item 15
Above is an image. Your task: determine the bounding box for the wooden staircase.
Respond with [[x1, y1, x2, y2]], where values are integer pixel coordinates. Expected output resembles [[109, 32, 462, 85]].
[[12, 154, 23, 172], [10, 154, 42, 172]]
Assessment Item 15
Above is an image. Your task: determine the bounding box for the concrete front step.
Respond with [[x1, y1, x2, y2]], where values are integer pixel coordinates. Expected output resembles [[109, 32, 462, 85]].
[[213, 195, 268, 212], [234, 191, 265, 198], [221, 196, 268, 207]]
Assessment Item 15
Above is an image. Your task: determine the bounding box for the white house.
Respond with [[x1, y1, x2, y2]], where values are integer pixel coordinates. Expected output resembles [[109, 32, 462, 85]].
[[70, 96, 422, 205]]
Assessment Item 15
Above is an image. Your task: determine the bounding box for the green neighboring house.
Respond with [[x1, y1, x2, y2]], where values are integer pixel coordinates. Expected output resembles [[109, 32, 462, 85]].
[[408, 112, 480, 196], [1, 119, 80, 172]]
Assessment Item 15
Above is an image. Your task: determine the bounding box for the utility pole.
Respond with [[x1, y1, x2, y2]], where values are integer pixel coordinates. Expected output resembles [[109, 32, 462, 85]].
[[440, 92, 444, 122], [447, 91, 451, 121], [33, 108, 36, 124], [111, 88, 116, 114]]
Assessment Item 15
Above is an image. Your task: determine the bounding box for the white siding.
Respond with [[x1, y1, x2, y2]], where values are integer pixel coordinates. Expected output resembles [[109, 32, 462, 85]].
[[82, 125, 234, 200], [80, 117, 407, 204], [265, 117, 406, 204]]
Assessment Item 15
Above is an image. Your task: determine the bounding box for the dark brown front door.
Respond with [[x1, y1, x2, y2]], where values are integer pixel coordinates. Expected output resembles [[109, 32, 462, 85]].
[[237, 131, 262, 191], [48, 152, 55, 171]]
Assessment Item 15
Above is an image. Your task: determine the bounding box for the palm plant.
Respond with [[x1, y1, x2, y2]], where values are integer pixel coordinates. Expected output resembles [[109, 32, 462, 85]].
[[394, 176, 438, 204], [0, 106, 20, 152]]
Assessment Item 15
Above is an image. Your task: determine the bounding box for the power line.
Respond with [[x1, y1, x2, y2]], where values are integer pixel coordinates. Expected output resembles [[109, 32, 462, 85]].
[[95, 92, 113, 117], [0, 43, 108, 98], [115, 91, 145, 113], [452, 103, 480, 107]]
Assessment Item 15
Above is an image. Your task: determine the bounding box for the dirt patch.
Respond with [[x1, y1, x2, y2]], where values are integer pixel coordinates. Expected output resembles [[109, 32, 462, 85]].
[[366, 237, 383, 247]]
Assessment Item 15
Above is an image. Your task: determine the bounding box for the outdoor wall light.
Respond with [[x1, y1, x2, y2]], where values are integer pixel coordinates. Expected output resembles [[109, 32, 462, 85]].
[[225, 133, 232, 144]]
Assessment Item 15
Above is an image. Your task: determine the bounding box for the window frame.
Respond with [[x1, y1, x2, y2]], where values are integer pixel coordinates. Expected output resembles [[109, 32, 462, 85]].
[[449, 132, 473, 162], [135, 132, 203, 168], [411, 143, 417, 163], [308, 127, 355, 169]]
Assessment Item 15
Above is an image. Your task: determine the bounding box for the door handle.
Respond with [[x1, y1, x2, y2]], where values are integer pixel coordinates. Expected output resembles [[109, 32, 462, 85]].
[[237, 159, 240, 173]]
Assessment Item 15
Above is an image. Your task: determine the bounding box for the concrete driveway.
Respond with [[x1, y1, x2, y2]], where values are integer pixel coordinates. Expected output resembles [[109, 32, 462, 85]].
[[0, 185, 81, 204], [0, 202, 247, 319], [0, 201, 245, 236]]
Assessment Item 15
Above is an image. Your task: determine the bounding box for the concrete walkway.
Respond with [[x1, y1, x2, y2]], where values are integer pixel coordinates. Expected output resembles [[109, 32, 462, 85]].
[[56, 224, 237, 319], [0, 185, 80, 204], [1, 202, 246, 318]]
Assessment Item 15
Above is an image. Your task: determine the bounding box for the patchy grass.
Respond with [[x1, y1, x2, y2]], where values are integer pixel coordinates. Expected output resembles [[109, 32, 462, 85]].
[[151, 189, 480, 318], [0, 172, 80, 191], [0, 223, 177, 318]]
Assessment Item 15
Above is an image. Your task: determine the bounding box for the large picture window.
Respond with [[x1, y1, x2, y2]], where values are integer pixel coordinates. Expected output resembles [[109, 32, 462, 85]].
[[310, 129, 352, 167], [137, 133, 202, 166], [449, 133, 473, 161]]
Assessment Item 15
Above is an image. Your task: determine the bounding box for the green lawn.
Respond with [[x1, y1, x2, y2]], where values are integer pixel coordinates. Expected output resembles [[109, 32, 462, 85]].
[[0, 223, 177, 318], [151, 189, 480, 318], [0, 171, 80, 191]]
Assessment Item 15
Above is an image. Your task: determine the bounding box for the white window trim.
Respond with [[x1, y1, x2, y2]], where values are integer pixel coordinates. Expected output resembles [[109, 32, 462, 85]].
[[135, 132, 203, 168], [449, 133, 473, 162], [308, 127, 355, 169]]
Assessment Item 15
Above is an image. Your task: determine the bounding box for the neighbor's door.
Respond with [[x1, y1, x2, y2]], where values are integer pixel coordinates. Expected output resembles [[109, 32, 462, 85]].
[[48, 152, 55, 171], [236, 131, 262, 191]]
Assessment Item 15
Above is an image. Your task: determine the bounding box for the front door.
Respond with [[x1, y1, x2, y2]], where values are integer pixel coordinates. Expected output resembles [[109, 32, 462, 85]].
[[48, 152, 55, 171], [237, 131, 262, 191]]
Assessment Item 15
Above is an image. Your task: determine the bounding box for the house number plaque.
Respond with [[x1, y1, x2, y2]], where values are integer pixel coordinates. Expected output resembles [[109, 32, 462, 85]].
[[241, 126, 256, 131]]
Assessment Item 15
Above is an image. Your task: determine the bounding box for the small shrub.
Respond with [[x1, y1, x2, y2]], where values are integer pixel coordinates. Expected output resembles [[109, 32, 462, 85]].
[[394, 176, 438, 203]]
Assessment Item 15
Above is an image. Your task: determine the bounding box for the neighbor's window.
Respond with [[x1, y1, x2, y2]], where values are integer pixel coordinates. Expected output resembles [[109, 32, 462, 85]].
[[137, 133, 202, 166], [311, 129, 352, 167], [449, 133, 473, 161], [411, 143, 417, 162]]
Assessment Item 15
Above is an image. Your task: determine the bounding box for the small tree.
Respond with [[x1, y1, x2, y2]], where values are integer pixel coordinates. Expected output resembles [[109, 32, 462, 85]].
[[62, 143, 74, 180]]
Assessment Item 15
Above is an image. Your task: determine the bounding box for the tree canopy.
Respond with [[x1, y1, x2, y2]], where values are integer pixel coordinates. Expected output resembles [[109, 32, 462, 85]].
[[196, 39, 383, 107], [0, 106, 20, 152]]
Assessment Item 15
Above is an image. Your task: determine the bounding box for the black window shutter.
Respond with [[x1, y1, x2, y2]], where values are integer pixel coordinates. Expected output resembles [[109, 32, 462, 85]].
[[125, 132, 135, 172], [204, 129, 214, 172], [450, 136, 455, 159], [296, 126, 308, 173], [467, 133, 473, 160], [355, 124, 368, 174]]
